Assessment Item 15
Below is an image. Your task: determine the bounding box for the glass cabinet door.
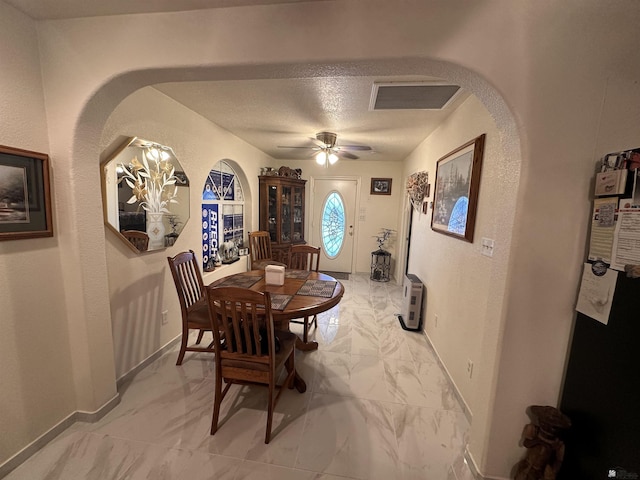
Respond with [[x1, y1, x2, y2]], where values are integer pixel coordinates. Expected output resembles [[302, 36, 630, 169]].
[[259, 175, 306, 262], [281, 185, 292, 243], [268, 184, 278, 242], [293, 186, 304, 242]]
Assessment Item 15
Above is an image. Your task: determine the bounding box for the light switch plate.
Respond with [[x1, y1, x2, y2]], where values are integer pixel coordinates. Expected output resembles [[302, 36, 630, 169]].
[[481, 237, 495, 257]]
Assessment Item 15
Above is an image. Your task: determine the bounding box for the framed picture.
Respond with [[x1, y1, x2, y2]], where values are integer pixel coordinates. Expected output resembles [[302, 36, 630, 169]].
[[0, 145, 53, 241], [174, 171, 190, 186], [371, 178, 392, 195], [431, 134, 485, 242]]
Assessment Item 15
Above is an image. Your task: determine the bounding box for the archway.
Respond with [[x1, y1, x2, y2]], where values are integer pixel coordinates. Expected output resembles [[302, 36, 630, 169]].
[[68, 58, 521, 477]]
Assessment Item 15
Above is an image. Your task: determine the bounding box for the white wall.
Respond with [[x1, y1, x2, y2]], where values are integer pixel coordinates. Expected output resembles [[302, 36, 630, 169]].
[[2, 2, 640, 478], [281, 159, 404, 274], [0, 1, 77, 464], [402, 95, 515, 443], [100, 87, 275, 378]]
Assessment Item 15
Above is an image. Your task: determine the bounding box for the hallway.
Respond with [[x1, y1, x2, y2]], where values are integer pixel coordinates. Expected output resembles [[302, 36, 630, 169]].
[[6, 274, 473, 480]]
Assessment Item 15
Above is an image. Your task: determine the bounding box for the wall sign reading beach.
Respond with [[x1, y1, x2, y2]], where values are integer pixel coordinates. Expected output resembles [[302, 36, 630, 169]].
[[431, 134, 485, 242], [0, 145, 53, 241]]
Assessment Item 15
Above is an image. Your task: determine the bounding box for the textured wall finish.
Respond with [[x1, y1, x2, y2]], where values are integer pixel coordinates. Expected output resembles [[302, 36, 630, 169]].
[[2, 2, 640, 478]]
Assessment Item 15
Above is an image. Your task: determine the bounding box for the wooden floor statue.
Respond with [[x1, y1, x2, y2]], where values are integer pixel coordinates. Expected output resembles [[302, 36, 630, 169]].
[[513, 405, 572, 480]]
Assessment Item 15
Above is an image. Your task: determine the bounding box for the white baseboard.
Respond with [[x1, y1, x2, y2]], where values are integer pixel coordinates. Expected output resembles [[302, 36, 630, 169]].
[[0, 393, 120, 479], [464, 447, 511, 480], [116, 335, 181, 388], [420, 329, 473, 423], [419, 331, 510, 480], [1, 336, 181, 479]]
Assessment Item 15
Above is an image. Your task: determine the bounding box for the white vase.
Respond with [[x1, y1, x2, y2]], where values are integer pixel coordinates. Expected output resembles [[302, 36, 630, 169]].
[[146, 212, 165, 249]]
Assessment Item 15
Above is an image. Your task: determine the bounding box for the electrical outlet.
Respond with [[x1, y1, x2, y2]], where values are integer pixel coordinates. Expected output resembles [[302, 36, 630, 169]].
[[161, 310, 169, 325], [481, 237, 495, 257], [435, 314, 439, 327], [467, 359, 474, 378]]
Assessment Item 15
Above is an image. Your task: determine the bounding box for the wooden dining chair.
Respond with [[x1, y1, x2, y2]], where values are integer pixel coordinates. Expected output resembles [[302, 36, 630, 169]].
[[248, 231, 287, 270], [167, 250, 214, 365], [206, 285, 299, 444], [288, 244, 321, 346], [121, 230, 149, 252]]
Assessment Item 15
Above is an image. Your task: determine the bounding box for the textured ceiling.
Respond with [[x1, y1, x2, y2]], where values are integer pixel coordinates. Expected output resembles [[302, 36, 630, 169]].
[[156, 76, 468, 163], [4, 0, 322, 20], [8, 0, 469, 163]]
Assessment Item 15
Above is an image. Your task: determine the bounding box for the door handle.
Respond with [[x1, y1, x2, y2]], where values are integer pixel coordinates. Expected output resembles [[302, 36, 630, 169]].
[[349, 225, 353, 236]]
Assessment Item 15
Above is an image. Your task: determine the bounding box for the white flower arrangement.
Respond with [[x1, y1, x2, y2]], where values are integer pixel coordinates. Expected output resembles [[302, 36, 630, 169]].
[[120, 147, 179, 214]]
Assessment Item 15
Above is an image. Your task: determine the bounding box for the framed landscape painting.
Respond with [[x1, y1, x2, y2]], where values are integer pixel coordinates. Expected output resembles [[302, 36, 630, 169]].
[[431, 134, 485, 242], [0, 145, 53, 240]]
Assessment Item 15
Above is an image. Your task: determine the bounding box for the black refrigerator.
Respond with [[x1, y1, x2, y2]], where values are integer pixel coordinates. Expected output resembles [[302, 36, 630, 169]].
[[559, 270, 640, 479]]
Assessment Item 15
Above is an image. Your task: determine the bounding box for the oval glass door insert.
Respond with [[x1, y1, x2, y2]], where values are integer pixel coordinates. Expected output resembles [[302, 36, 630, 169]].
[[321, 191, 345, 258]]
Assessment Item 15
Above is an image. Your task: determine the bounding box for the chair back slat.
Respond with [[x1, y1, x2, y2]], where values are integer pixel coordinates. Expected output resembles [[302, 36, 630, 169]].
[[207, 286, 274, 362], [249, 231, 274, 267], [121, 230, 149, 252], [167, 250, 215, 365], [207, 283, 299, 445], [288, 244, 320, 272], [167, 250, 205, 312]]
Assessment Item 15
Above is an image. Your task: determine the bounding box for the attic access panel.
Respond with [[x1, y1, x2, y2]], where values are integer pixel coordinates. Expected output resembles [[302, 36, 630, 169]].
[[370, 82, 461, 110]]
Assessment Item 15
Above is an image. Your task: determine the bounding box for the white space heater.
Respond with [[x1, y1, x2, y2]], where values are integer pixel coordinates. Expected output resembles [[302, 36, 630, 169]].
[[398, 274, 423, 331]]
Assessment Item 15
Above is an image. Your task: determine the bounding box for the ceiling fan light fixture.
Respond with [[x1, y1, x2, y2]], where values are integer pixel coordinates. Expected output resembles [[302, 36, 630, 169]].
[[279, 131, 370, 163], [316, 131, 337, 148], [316, 150, 327, 165]]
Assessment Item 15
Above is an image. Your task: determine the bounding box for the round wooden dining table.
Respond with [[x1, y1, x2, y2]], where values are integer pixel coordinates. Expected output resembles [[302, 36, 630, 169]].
[[208, 269, 345, 392]]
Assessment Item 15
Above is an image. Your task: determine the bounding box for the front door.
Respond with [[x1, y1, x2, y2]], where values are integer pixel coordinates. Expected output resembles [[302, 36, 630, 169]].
[[311, 178, 358, 273]]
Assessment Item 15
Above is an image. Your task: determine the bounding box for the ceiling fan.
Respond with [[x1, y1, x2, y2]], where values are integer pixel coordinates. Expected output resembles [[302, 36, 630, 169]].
[[278, 132, 373, 165]]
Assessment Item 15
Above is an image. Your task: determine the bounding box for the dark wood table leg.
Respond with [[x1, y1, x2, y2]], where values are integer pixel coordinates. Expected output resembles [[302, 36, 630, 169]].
[[285, 361, 307, 392], [293, 372, 306, 393], [295, 337, 319, 351]]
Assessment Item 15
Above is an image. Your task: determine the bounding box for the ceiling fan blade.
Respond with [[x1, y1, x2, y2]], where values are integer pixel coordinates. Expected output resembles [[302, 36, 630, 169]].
[[338, 151, 359, 160], [277, 145, 317, 149], [309, 137, 327, 147], [337, 145, 373, 151]]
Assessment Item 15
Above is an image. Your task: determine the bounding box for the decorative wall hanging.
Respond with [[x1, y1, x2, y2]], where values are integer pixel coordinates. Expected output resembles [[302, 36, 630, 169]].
[[0, 145, 53, 241], [406, 171, 429, 211], [100, 137, 190, 253], [431, 134, 485, 242]]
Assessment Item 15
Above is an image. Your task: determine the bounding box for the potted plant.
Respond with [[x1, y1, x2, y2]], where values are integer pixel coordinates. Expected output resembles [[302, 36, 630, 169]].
[[371, 228, 395, 282], [164, 214, 182, 246]]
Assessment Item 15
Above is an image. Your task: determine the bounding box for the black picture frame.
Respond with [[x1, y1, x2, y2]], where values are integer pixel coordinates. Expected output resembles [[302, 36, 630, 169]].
[[431, 134, 485, 242], [371, 178, 392, 195], [174, 171, 190, 186], [0, 145, 53, 240]]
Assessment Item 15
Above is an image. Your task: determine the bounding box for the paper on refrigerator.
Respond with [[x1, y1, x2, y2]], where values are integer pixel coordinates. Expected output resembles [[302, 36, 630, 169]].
[[588, 197, 618, 263], [610, 201, 640, 271], [575, 262, 617, 325]]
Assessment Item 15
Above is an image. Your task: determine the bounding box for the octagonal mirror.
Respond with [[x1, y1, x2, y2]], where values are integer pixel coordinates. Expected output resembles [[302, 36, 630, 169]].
[[100, 137, 190, 253]]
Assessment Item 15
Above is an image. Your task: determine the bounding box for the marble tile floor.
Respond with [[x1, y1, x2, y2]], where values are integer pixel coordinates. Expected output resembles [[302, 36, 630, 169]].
[[6, 274, 475, 480]]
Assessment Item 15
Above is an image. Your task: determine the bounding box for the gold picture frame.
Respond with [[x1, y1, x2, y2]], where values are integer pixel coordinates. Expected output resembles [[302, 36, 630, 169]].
[[0, 145, 53, 241]]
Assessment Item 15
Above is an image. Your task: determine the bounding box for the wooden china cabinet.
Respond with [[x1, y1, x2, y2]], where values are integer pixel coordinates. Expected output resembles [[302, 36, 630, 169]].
[[258, 173, 307, 263]]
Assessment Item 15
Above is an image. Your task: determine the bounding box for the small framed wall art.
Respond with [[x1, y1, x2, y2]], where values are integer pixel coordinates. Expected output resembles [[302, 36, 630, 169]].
[[371, 178, 392, 195], [0, 145, 53, 241]]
